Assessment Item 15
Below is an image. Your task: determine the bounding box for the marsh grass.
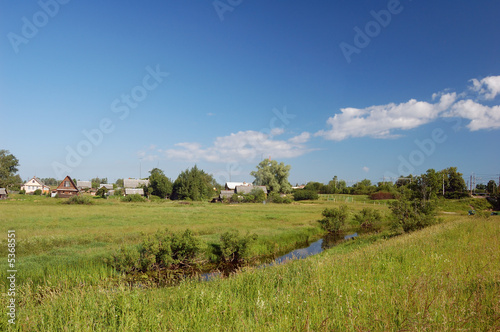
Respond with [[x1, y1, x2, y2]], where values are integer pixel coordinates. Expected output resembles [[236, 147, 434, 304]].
[[1, 195, 498, 330], [1, 217, 498, 331]]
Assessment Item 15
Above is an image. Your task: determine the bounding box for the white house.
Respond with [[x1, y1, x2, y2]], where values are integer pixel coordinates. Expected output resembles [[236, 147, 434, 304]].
[[21, 177, 50, 194]]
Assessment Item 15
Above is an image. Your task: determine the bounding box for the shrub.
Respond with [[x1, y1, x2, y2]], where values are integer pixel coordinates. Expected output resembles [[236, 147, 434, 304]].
[[390, 196, 436, 233], [121, 194, 146, 202], [249, 188, 266, 202], [62, 195, 93, 205], [230, 194, 242, 203], [19, 190, 25, 195], [112, 228, 201, 273], [219, 230, 258, 263], [354, 208, 382, 231], [96, 187, 108, 198], [293, 189, 319, 201], [318, 205, 349, 233], [370, 191, 394, 200], [268, 192, 292, 204], [149, 195, 162, 201], [170, 229, 200, 266], [33, 189, 42, 195]]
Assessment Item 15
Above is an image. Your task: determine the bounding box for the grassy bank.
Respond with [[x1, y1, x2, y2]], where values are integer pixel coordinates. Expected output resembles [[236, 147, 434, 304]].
[[0, 195, 389, 286], [1, 216, 498, 330]]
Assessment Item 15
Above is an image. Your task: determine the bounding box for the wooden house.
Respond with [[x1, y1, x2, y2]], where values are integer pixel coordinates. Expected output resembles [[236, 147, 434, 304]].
[[56, 176, 80, 198], [124, 188, 144, 196]]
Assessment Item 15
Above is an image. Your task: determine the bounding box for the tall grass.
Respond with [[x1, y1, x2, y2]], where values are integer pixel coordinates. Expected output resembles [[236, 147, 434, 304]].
[[2, 216, 498, 331]]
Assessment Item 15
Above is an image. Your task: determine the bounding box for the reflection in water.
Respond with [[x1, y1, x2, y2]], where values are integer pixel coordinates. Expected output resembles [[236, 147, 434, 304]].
[[201, 232, 358, 281]]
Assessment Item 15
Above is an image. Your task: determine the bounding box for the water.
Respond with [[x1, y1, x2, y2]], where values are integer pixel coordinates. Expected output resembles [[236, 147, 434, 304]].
[[201, 232, 358, 280]]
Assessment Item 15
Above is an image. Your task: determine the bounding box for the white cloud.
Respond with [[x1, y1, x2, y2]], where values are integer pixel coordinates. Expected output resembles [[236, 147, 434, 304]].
[[362, 166, 369, 173], [163, 130, 312, 163], [315, 93, 457, 141], [288, 132, 310, 144], [444, 99, 500, 131], [470, 76, 500, 100]]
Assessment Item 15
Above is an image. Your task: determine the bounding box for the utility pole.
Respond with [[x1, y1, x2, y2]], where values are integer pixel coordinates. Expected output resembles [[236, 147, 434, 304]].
[[442, 173, 445, 196], [470, 174, 473, 195]]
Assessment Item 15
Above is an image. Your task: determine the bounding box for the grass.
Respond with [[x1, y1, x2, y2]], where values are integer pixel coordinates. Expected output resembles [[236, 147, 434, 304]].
[[1, 216, 498, 331], [0, 194, 498, 330]]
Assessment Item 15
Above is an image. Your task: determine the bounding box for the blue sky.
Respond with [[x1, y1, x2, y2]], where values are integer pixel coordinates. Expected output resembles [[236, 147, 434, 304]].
[[1, 0, 499, 186]]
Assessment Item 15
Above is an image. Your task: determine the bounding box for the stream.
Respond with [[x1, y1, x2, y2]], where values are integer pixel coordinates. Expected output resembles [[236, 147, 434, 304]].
[[202, 232, 358, 281]]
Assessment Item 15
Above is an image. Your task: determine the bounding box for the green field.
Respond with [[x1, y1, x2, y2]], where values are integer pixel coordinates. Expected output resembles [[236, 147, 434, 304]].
[[0, 195, 498, 330]]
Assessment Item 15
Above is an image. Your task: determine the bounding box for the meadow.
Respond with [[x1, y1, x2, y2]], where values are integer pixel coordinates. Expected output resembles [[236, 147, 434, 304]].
[[0, 194, 498, 330]]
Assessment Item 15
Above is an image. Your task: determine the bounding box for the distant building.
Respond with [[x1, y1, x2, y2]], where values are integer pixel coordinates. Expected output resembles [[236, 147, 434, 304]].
[[99, 184, 114, 190], [0, 188, 8, 200], [220, 184, 267, 200], [220, 190, 235, 200], [224, 182, 252, 190], [123, 179, 149, 188], [56, 176, 80, 198], [235, 185, 268, 195], [124, 188, 144, 196], [21, 176, 50, 194], [77, 181, 92, 190]]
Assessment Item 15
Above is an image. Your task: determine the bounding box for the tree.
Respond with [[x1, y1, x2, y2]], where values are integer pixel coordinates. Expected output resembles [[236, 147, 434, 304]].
[[303, 181, 324, 193], [487, 180, 498, 195], [250, 159, 292, 194], [148, 168, 173, 198], [442, 167, 467, 194], [115, 178, 124, 188], [40, 178, 58, 186], [91, 177, 107, 189], [0, 150, 20, 188], [171, 165, 218, 201]]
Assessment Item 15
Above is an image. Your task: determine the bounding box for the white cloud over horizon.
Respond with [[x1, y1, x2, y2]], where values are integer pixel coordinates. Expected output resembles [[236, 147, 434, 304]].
[[316, 75, 500, 141], [315, 93, 457, 141], [161, 130, 313, 163], [144, 76, 500, 165]]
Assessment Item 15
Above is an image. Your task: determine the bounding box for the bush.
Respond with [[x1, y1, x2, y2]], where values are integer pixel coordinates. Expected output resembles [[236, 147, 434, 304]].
[[219, 230, 258, 263], [96, 187, 108, 198], [19, 190, 25, 195], [293, 189, 319, 201], [354, 208, 382, 231], [149, 195, 162, 201], [370, 191, 394, 200], [62, 195, 93, 205], [121, 194, 146, 202], [33, 189, 42, 195], [112, 228, 201, 273], [267, 192, 292, 204], [318, 205, 349, 233], [230, 194, 242, 203], [390, 196, 436, 233]]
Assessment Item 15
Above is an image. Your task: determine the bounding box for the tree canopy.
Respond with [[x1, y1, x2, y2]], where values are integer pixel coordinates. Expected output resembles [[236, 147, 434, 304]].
[[0, 150, 20, 188], [250, 159, 292, 194], [148, 168, 173, 198], [171, 165, 218, 201]]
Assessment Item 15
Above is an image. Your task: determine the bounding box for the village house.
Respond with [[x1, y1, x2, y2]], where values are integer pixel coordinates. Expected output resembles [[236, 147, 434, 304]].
[[99, 184, 114, 190], [56, 176, 80, 198], [21, 176, 50, 194], [124, 188, 144, 196], [123, 179, 149, 188], [220, 182, 268, 200], [76, 181, 92, 191], [0, 188, 8, 200]]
